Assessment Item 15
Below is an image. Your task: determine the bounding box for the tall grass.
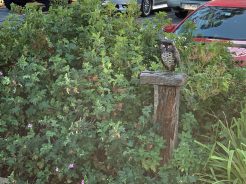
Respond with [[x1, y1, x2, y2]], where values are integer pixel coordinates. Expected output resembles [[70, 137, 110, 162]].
[[200, 107, 246, 184]]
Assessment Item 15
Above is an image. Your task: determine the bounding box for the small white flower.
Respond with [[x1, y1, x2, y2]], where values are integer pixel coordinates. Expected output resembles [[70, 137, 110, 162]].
[[27, 124, 33, 128], [68, 163, 75, 169], [55, 167, 59, 172]]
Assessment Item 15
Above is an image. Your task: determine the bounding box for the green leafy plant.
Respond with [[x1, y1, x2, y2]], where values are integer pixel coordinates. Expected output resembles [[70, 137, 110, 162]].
[[167, 22, 246, 183], [158, 113, 207, 184], [10, 3, 25, 14], [50, 0, 69, 7], [169, 21, 246, 143], [1, 0, 245, 183], [199, 106, 246, 184], [0, 1, 169, 183]]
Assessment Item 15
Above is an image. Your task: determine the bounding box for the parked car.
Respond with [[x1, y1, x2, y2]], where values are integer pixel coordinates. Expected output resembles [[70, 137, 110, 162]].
[[164, 0, 246, 67], [167, 0, 210, 18], [102, 0, 168, 16]]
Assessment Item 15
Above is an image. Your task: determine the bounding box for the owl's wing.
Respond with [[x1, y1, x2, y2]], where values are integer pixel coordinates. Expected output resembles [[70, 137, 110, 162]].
[[173, 46, 181, 66]]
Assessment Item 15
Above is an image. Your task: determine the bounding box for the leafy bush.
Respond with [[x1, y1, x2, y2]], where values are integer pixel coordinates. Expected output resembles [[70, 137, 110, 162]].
[[0, 1, 168, 183], [50, 0, 69, 7], [160, 22, 246, 183], [158, 113, 207, 184], [171, 22, 246, 140], [1, 0, 246, 183]]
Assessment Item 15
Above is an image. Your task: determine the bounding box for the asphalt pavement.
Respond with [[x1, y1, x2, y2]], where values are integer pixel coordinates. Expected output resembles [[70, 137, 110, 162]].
[[0, 7, 9, 23]]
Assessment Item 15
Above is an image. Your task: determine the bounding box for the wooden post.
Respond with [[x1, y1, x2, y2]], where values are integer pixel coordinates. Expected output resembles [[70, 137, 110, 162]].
[[0, 177, 8, 184], [140, 71, 187, 164]]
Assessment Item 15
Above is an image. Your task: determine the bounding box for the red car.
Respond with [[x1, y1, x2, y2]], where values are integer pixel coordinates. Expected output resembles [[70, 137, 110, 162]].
[[165, 0, 246, 67]]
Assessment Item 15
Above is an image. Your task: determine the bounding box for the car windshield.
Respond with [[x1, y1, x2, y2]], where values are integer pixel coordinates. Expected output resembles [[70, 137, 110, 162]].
[[175, 6, 246, 41]]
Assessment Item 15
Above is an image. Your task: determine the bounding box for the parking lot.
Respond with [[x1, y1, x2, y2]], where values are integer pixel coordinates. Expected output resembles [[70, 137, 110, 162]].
[[0, 6, 182, 24], [0, 7, 8, 23]]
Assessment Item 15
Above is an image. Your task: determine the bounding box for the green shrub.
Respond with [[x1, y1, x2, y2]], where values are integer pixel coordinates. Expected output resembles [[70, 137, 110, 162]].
[[1, 0, 245, 183], [160, 22, 246, 183], [158, 113, 208, 184], [10, 4, 25, 14], [50, 0, 69, 7], [173, 22, 246, 139], [0, 1, 168, 183]]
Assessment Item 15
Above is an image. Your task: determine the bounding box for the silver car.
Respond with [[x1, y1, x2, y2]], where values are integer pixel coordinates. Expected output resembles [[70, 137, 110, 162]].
[[102, 0, 168, 16], [167, 0, 210, 18]]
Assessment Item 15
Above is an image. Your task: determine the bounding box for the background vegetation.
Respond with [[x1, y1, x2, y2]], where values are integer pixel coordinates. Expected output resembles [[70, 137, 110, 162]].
[[0, 0, 245, 183]]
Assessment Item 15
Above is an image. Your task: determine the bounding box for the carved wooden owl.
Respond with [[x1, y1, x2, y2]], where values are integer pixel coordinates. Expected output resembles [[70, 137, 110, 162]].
[[160, 39, 180, 71]]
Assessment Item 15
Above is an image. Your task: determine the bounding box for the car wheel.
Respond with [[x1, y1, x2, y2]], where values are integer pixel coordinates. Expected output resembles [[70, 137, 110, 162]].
[[174, 10, 188, 18], [141, 0, 152, 17]]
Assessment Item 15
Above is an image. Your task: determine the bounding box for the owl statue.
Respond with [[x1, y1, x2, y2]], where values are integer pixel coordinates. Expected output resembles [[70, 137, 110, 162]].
[[160, 39, 180, 71]]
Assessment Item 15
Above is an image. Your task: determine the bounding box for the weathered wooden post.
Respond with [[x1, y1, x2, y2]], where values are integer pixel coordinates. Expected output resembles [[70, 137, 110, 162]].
[[140, 71, 187, 164], [0, 177, 8, 184]]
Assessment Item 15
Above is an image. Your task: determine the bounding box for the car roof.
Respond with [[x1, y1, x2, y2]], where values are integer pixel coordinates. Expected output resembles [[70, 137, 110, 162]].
[[205, 0, 246, 8]]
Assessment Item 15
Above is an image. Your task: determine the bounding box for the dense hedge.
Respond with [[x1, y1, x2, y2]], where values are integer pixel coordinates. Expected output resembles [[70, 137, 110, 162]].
[[0, 1, 168, 183], [0, 0, 246, 183]]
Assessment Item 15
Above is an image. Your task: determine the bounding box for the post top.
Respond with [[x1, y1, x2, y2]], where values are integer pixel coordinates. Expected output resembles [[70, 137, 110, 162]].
[[140, 71, 187, 86]]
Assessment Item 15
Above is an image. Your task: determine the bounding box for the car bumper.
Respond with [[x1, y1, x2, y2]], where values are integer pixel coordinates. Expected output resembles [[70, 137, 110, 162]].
[[181, 0, 208, 10], [168, 0, 208, 10]]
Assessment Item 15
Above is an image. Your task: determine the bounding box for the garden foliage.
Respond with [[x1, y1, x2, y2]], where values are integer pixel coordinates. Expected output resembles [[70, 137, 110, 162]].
[[160, 22, 246, 183], [200, 106, 246, 184], [0, 0, 246, 183], [0, 1, 167, 183]]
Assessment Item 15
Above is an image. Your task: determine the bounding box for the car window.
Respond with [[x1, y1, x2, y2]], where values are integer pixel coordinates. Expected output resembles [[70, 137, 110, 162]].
[[175, 6, 246, 41]]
